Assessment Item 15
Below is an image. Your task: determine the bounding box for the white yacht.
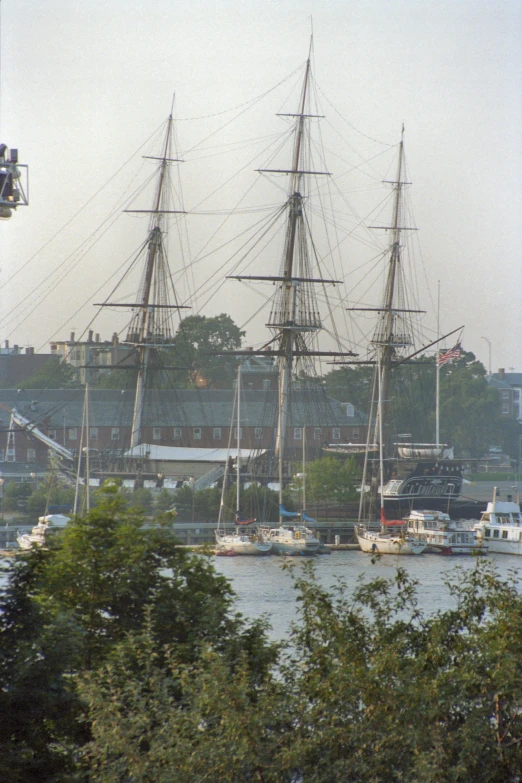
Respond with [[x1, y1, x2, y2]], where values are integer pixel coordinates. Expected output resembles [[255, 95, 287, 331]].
[[404, 509, 486, 555], [473, 489, 522, 555], [17, 514, 70, 550]]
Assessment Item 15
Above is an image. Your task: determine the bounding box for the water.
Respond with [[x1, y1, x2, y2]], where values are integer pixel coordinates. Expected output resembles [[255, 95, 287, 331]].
[[2, 550, 521, 642], [213, 550, 522, 640]]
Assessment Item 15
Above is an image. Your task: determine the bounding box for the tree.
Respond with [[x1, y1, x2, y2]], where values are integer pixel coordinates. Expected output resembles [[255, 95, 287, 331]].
[[17, 357, 80, 389], [439, 350, 502, 456], [0, 481, 276, 781], [298, 455, 360, 509], [171, 313, 245, 388], [77, 561, 522, 782]]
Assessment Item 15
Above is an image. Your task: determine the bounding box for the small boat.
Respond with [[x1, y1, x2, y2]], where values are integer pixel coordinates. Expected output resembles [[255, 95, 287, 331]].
[[355, 522, 426, 556], [403, 509, 486, 555], [17, 513, 70, 550], [259, 516, 320, 556], [473, 488, 522, 555]]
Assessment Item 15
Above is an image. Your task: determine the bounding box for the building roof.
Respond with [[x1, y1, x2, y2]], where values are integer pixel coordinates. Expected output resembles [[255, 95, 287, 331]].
[[124, 445, 263, 462], [0, 388, 368, 429], [490, 372, 522, 387]]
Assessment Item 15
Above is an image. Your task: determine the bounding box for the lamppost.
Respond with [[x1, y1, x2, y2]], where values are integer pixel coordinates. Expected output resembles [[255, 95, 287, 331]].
[[481, 336, 492, 376], [0, 477, 4, 520]]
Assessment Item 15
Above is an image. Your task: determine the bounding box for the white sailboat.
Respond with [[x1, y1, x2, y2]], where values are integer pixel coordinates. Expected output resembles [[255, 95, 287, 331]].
[[215, 365, 271, 556]]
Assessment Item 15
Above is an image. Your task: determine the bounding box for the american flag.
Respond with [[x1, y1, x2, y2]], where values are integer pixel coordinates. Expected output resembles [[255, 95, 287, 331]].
[[437, 343, 462, 366]]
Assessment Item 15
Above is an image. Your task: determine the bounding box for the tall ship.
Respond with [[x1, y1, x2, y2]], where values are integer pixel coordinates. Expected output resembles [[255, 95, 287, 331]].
[[219, 41, 355, 541]]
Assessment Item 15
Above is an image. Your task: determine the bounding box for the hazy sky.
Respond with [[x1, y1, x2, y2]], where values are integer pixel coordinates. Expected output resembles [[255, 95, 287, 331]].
[[1, 0, 521, 373]]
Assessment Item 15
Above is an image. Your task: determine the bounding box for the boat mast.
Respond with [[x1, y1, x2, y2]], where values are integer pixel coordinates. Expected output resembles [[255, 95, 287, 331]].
[[371, 127, 416, 453], [130, 118, 171, 448], [117, 113, 188, 450], [222, 47, 356, 522], [274, 56, 311, 511]]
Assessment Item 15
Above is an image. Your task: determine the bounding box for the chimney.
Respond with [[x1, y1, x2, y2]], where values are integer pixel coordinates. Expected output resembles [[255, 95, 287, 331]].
[[4, 340, 8, 349], [88, 329, 93, 342], [70, 332, 75, 343], [499, 368, 505, 379], [112, 332, 119, 346], [95, 333, 100, 343]]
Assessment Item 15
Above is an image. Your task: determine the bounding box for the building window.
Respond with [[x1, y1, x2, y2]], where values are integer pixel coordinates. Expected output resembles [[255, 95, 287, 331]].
[[193, 427, 202, 440], [255, 427, 262, 440], [27, 449, 36, 462], [111, 428, 120, 440], [262, 379, 271, 390], [332, 427, 341, 440], [173, 428, 182, 440], [153, 428, 161, 440], [213, 428, 222, 440], [294, 427, 302, 440], [314, 428, 322, 440], [48, 429, 57, 440], [502, 390, 510, 399], [502, 403, 509, 414], [352, 428, 360, 441], [68, 428, 78, 440], [233, 427, 242, 441], [90, 427, 98, 440], [344, 403, 355, 417]]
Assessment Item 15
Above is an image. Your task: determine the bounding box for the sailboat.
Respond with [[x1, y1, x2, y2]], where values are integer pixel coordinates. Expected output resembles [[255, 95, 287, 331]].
[[215, 365, 271, 555], [354, 129, 426, 556], [220, 43, 353, 555]]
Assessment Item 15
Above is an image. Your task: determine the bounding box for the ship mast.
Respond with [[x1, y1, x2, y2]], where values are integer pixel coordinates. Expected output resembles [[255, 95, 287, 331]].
[[370, 127, 417, 452], [224, 48, 356, 523], [97, 112, 189, 451]]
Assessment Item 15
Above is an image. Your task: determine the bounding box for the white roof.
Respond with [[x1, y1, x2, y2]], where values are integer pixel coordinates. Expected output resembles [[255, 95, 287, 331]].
[[124, 444, 263, 462]]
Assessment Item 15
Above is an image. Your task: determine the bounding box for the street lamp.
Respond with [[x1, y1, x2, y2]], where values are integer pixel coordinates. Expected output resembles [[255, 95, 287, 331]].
[[481, 336, 492, 376]]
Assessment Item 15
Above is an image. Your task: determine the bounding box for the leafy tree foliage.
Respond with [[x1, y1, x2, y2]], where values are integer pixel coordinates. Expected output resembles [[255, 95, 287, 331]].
[[323, 348, 511, 458], [295, 455, 360, 508], [0, 482, 275, 781], [172, 483, 221, 521], [79, 561, 522, 782], [16, 357, 80, 389], [170, 313, 245, 388]]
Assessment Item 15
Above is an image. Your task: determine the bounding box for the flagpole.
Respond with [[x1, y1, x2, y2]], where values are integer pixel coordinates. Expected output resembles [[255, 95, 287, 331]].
[[435, 280, 440, 446]]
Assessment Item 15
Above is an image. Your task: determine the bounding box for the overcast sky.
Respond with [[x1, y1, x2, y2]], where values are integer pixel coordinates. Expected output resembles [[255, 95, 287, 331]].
[[1, 0, 520, 373]]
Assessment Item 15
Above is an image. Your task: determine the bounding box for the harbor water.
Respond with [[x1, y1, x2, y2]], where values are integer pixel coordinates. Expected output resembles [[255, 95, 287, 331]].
[[213, 550, 522, 640], [1, 548, 521, 643]]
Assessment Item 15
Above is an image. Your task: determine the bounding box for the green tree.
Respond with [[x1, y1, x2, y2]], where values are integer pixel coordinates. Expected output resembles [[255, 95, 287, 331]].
[[299, 455, 360, 509], [171, 313, 245, 388], [0, 481, 275, 781], [16, 357, 80, 389], [223, 481, 282, 523], [77, 561, 522, 782], [172, 483, 221, 521], [439, 350, 502, 456]]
